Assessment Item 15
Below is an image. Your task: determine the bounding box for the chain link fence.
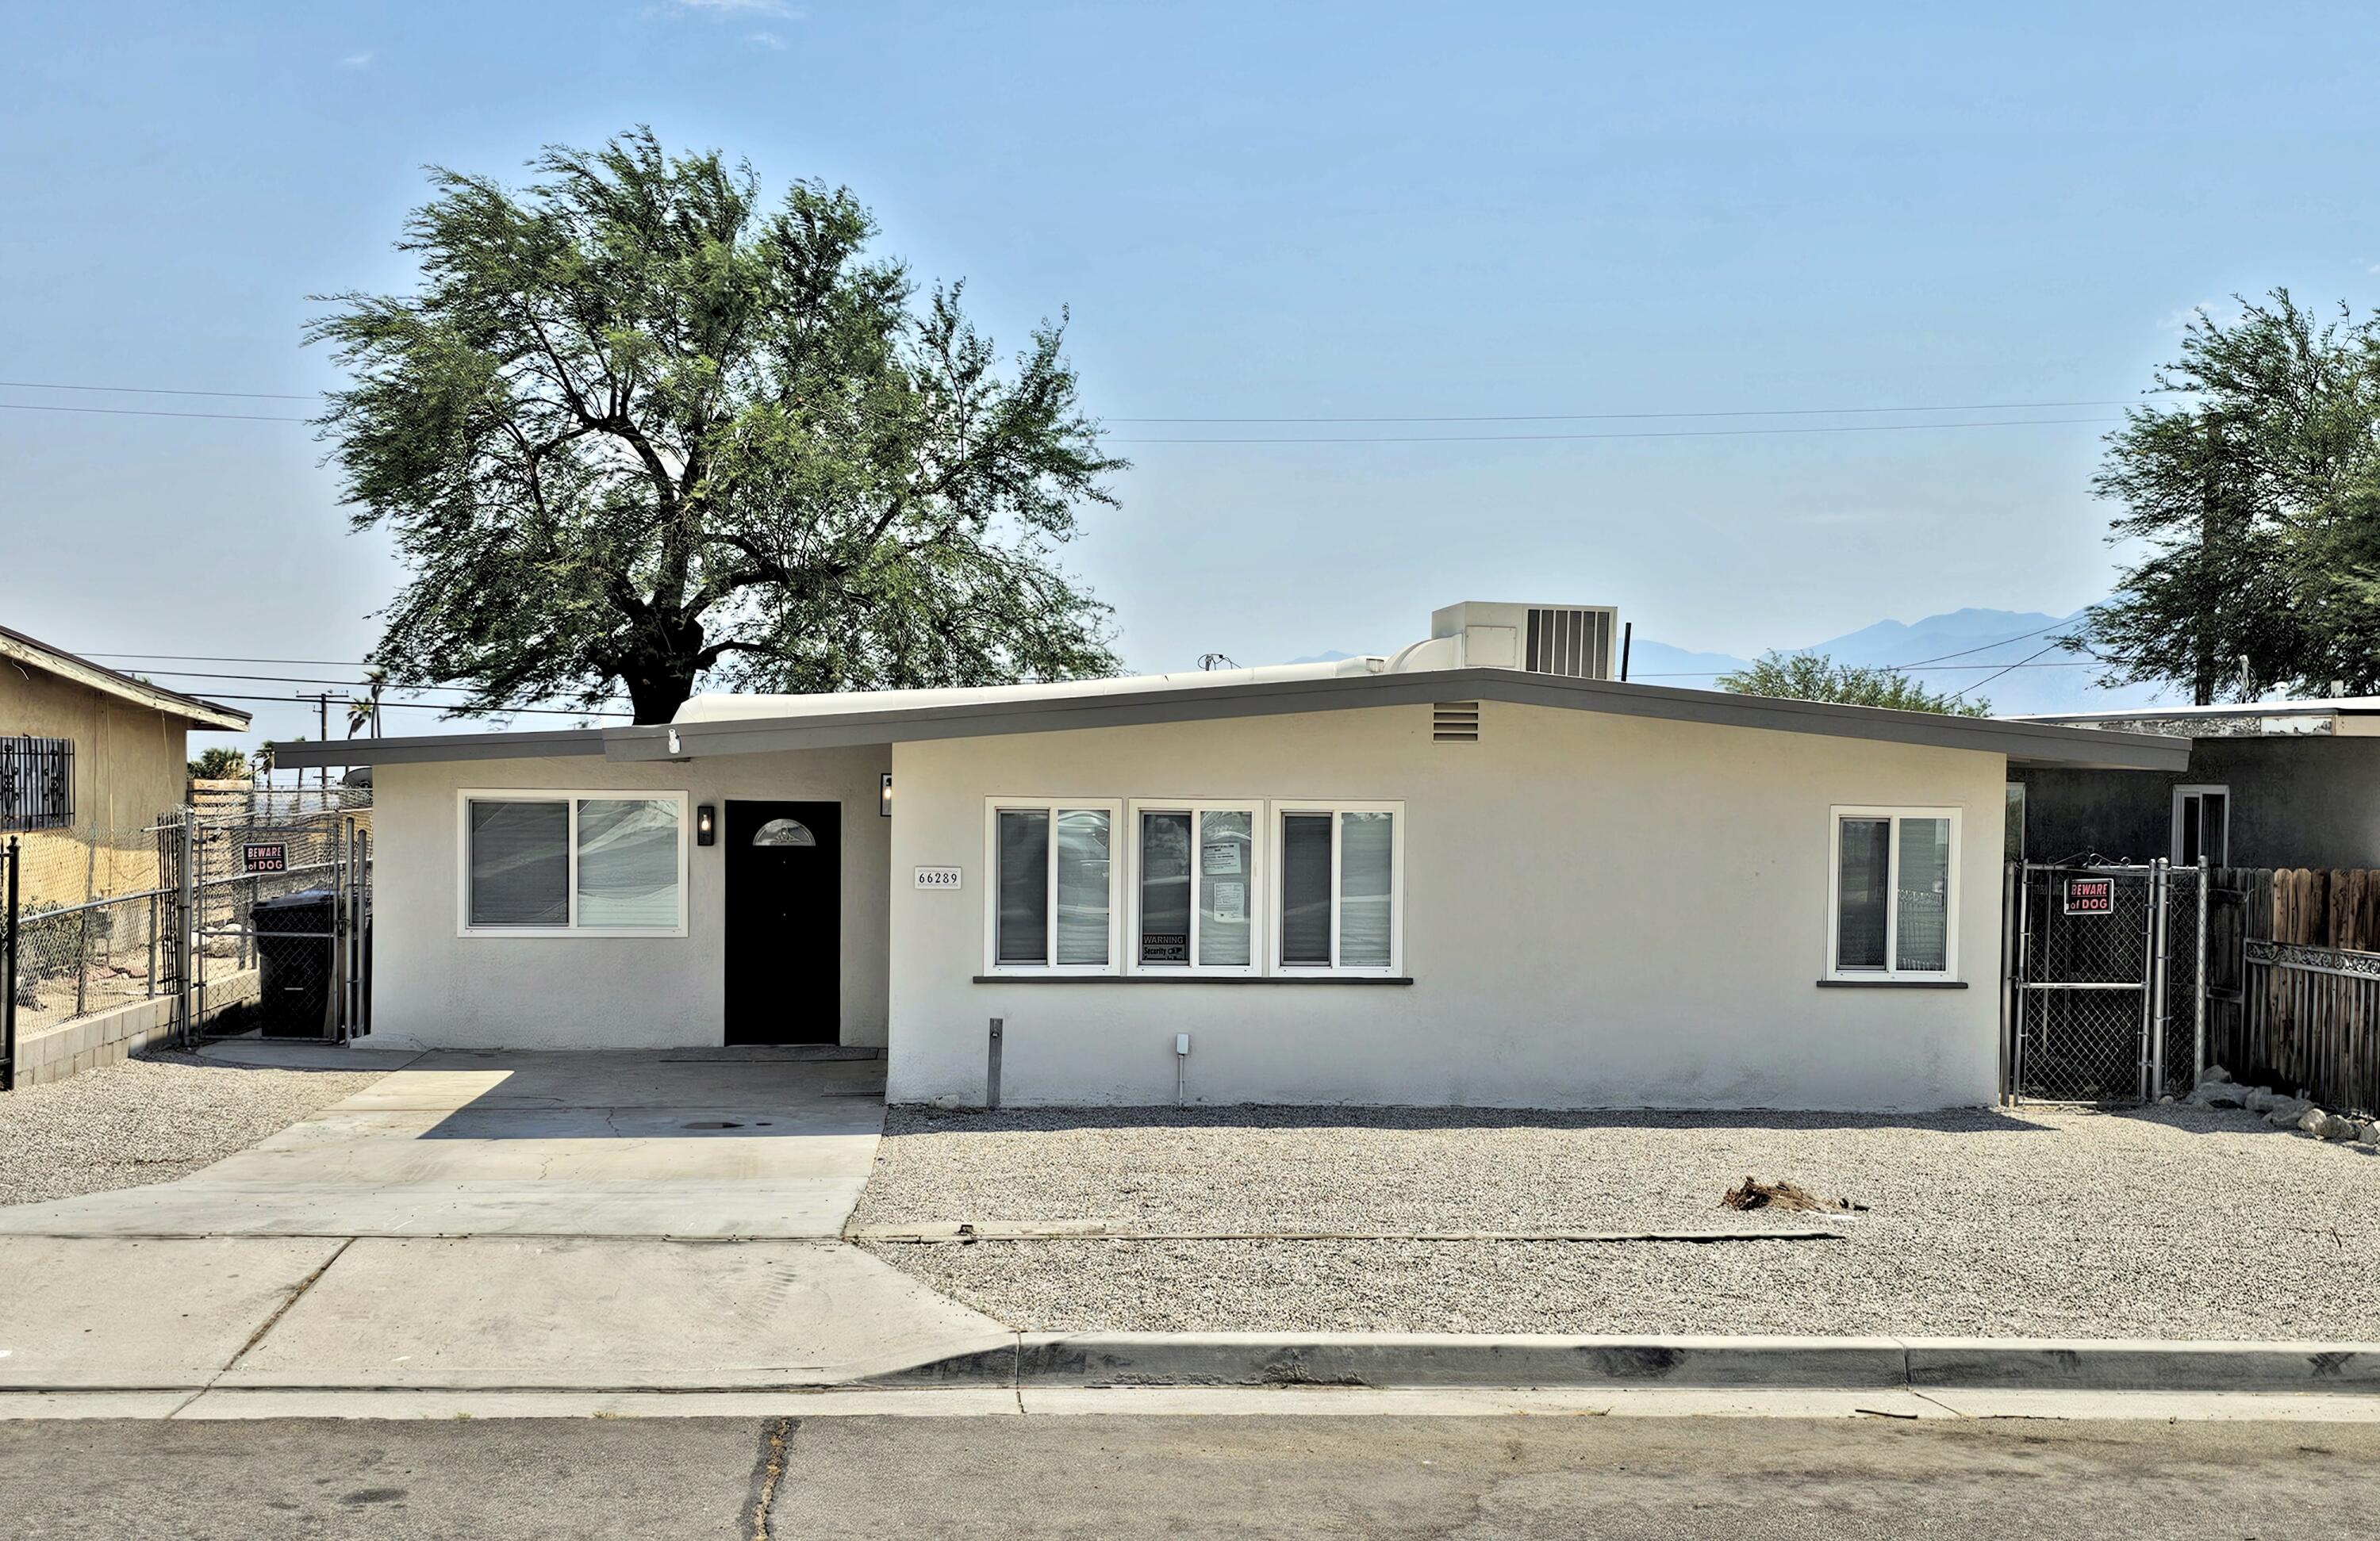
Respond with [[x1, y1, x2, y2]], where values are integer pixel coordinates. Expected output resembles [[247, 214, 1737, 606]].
[[2010, 861, 2205, 1102], [2, 783, 371, 1045], [190, 793, 372, 1039], [2, 822, 178, 1038]]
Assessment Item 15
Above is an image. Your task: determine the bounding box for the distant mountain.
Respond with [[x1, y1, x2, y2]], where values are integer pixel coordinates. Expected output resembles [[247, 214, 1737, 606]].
[[1631, 607, 2172, 717], [1290, 606, 2178, 717], [1622, 638, 1751, 686]]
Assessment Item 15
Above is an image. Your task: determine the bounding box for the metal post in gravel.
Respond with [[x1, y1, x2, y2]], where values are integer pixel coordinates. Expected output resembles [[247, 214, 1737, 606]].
[[73, 824, 95, 1020], [986, 1018, 1003, 1110], [2194, 856, 2209, 1084], [4, 835, 17, 1093], [2149, 858, 2171, 1099], [175, 812, 195, 1047]]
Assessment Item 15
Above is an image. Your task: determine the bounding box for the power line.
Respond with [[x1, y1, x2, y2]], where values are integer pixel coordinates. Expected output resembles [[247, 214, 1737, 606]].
[[1108, 416, 2122, 445], [2, 376, 2187, 421], [108, 665, 632, 705], [1892, 619, 2076, 668], [1950, 643, 2069, 703], [1634, 659, 2106, 679], [0, 401, 313, 423], [1, 399, 2129, 441], [190, 692, 629, 718], [1108, 398, 2163, 425], [77, 652, 374, 667], [0, 380, 320, 401]]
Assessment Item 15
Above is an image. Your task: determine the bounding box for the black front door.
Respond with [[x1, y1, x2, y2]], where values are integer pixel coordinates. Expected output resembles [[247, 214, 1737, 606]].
[[724, 800, 841, 1045]]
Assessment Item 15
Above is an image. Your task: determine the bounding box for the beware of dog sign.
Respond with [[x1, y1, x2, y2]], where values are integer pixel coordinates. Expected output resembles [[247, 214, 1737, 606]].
[[2063, 876, 2113, 915]]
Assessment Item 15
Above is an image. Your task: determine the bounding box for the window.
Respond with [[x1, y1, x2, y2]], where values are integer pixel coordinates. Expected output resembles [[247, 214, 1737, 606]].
[[1274, 803, 1401, 974], [1129, 802, 1263, 973], [985, 800, 1119, 972], [0, 737, 74, 831], [1828, 807, 1959, 979], [978, 796, 1404, 978], [2172, 785, 2228, 867], [458, 792, 687, 936]]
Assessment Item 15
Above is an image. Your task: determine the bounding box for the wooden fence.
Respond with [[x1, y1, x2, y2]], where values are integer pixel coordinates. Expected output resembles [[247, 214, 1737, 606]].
[[2205, 866, 2380, 1117]]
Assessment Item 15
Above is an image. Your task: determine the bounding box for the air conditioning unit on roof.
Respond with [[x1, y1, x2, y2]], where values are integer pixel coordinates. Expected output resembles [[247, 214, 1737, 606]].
[[1425, 602, 1619, 680]]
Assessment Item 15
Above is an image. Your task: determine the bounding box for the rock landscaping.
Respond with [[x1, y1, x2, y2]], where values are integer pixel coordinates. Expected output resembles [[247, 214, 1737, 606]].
[[2182, 1064, 2380, 1146], [854, 1099, 2380, 1339]]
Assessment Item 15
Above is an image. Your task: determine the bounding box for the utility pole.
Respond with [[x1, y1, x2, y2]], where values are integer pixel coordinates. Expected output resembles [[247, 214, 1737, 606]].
[[295, 691, 333, 798]]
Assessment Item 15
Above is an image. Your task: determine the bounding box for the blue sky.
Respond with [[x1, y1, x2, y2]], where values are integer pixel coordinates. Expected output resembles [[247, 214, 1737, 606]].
[[6, 2, 2379, 746]]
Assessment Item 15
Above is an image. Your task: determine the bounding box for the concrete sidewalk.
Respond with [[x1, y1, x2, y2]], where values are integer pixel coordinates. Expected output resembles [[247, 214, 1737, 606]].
[[2, 1045, 2374, 1419]]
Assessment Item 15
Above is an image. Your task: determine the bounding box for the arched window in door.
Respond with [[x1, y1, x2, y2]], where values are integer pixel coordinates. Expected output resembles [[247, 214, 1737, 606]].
[[751, 817, 817, 847]]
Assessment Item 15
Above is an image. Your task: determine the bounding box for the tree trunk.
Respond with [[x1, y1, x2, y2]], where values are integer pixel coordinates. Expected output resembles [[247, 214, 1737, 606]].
[[620, 617, 707, 725]]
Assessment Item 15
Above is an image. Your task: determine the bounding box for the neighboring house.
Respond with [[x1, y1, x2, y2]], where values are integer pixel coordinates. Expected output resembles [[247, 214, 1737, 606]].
[[1, 623, 251, 905], [2008, 699, 2380, 871], [276, 600, 2183, 1111]]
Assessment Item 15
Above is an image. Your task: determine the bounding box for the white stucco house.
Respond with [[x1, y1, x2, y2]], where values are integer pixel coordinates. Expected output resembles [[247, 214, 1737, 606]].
[[277, 602, 2186, 1110]]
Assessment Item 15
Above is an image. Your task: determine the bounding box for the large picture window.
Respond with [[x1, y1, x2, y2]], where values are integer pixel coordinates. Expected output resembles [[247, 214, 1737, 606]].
[[459, 792, 688, 937], [985, 800, 1120, 973], [1828, 807, 1959, 979], [1129, 802, 1262, 974], [1274, 803, 1401, 975]]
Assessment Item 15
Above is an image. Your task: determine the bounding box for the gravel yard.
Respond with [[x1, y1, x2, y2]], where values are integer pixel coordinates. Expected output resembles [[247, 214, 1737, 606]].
[[854, 1102, 2380, 1339], [0, 1051, 387, 1207]]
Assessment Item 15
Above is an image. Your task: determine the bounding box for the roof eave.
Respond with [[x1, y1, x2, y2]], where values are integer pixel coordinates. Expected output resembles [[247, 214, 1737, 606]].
[[0, 627, 251, 730], [603, 668, 2193, 771], [271, 726, 608, 769]]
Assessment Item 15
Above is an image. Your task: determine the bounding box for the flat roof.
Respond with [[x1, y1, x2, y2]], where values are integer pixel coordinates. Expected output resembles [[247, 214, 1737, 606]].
[[2013, 696, 2380, 722], [274, 665, 2190, 773], [0, 623, 251, 731]]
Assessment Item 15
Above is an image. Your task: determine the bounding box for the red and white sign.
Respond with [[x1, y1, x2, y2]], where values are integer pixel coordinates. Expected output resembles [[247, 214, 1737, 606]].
[[2063, 876, 2113, 915]]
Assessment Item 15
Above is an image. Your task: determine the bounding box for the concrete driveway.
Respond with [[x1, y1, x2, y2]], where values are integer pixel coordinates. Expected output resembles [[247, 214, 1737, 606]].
[[0, 1044, 891, 1239], [0, 1045, 1013, 1401]]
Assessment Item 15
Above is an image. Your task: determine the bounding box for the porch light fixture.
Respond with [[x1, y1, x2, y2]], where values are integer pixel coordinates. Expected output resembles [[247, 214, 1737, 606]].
[[880, 772, 893, 818], [696, 804, 716, 845]]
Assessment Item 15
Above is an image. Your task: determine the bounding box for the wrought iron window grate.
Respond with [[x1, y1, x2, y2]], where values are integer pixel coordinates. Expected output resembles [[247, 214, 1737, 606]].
[[0, 738, 73, 831]]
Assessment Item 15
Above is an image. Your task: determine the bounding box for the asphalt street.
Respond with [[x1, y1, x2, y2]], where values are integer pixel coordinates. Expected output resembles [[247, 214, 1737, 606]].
[[3, 1413, 2374, 1539]]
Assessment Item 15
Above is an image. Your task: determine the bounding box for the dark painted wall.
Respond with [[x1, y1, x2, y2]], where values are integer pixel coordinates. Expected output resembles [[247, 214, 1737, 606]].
[[2013, 736, 2380, 868]]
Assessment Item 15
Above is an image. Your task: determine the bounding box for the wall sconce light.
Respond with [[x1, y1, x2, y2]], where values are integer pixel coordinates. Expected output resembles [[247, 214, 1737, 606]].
[[696, 804, 716, 845], [880, 772, 893, 818]]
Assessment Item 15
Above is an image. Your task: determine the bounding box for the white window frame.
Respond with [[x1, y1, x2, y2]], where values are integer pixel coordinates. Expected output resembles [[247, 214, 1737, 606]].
[[1269, 799, 1405, 977], [2171, 784, 2230, 867], [455, 788, 690, 938], [1825, 805, 1961, 982], [1124, 799, 1268, 976], [981, 798, 1124, 976]]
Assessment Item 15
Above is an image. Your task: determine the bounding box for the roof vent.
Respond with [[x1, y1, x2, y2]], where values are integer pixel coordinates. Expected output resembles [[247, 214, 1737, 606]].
[[1432, 702, 1480, 742], [1524, 606, 1616, 679]]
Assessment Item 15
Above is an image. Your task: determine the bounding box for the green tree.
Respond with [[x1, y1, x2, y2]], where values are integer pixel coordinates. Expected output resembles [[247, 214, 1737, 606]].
[[1718, 652, 1993, 716], [187, 746, 248, 780], [312, 128, 1125, 725], [2075, 292, 2380, 701]]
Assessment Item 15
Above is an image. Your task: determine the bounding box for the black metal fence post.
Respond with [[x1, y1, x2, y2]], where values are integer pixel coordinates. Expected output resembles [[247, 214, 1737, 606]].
[[4, 835, 19, 1093]]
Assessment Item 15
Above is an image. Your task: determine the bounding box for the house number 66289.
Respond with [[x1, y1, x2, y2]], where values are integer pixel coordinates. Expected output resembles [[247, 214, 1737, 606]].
[[914, 866, 963, 890]]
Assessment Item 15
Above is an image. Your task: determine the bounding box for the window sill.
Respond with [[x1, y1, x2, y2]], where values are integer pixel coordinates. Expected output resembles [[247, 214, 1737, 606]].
[[973, 974, 1415, 987], [1815, 978, 1968, 990]]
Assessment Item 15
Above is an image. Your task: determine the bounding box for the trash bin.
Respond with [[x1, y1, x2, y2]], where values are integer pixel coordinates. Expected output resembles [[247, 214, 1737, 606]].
[[251, 888, 336, 1037]]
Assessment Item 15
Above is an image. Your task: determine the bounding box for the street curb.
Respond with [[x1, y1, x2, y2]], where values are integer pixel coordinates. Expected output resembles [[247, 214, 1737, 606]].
[[872, 1333, 2380, 1394]]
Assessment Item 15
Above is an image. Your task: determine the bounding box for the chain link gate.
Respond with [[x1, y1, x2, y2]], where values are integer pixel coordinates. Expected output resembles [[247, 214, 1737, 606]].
[[171, 807, 371, 1043], [2006, 859, 2207, 1103]]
